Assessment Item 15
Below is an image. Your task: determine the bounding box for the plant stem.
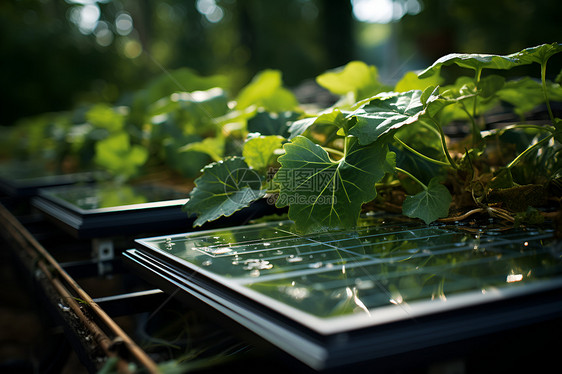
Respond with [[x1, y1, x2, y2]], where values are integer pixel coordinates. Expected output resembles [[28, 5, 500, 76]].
[[428, 116, 459, 170], [488, 123, 556, 135], [375, 179, 401, 188], [393, 135, 450, 167], [506, 133, 553, 169], [541, 63, 555, 124], [343, 136, 352, 157], [473, 67, 482, 119], [459, 101, 480, 146], [395, 167, 427, 190], [322, 146, 345, 158]]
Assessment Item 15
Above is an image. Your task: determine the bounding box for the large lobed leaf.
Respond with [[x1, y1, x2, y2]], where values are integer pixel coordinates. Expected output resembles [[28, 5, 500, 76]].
[[348, 90, 425, 145], [402, 178, 452, 224], [511, 42, 562, 65], [418, 53, 524, 78], [274, 136, 393, 233], [183, 157, 266, 227]]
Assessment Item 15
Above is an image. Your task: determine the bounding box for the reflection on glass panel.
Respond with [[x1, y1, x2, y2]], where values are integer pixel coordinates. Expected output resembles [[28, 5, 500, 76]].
[[138, 218, 560, 319], [45, 184, 186, 211]]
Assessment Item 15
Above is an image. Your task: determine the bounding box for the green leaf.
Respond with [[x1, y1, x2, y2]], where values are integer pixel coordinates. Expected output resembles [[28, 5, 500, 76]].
[[394, 71, 443, 92], [489, 167, 516, 189], [478, 74, 506, 98], [163, 134, 211, 178], [183, 157, 266, 227], [512, 42, 562, 66], [287, 108, 353, 139], [316, 61, 389, 102], [86, 104, 125, 132], [149, 88, 229, 136], [179, 136, 225, 162], [423, 86, 460, 118], [95, 132, 148, 179], [242, 135, 284, 172], [247, 110, 301, 137], [348, 90, 425, 145], [419, 53, 524, 78], [496, 77, 562, 116], [235, 70, 299, 112], [402, 178, 452, 224], [274, 136, 392, 233]]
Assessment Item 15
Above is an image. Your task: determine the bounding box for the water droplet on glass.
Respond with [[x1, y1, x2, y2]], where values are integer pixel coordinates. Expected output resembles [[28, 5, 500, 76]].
[[309, 262, 323, 269], [355, 278, 375, 289], [263, 242, 271, 247], [202, 259, 212, 267], [249, 269, 260, 277], [243, 259, 273, 270], [274, 250, 283, 255], [286, 255, 303, 263]]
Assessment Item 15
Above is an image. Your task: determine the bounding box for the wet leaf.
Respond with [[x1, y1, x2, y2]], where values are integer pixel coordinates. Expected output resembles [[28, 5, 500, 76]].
[[348, 90, 425, 145], [419, 53, 524, 78], [275, 136, 392, 233], [402, 178, 452, 224], [183, 157, 266, 227]]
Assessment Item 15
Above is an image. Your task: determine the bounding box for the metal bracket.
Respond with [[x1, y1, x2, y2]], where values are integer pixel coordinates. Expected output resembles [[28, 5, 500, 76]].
[[91, 238, 114, 275]]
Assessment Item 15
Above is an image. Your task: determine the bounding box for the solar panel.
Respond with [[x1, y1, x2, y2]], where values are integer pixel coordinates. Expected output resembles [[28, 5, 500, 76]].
[[0, 160, 103, 197], [126, 216, 562, 370], [32, 183, 189, 238]]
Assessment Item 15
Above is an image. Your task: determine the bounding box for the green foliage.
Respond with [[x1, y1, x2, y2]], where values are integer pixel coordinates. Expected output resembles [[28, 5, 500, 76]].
[[5, 42, 562, 232], [496, 78, 562, 117], [316, 61, 390, 104], [274, 136, 393, 232], [247, 111, 301, 138], [95, 132, 148, 180], [394, 71, 443, 92], [85, 104, 125, 132], [183, 157, 266, 227], [348, 90, 426, 145], [234, 70, 299, 112], [242, 135, 284, 172], [513, 42, 562, 66], [180, 137, 225, 163], [402, 178, 453, 224], [418, 52, 525, 79]]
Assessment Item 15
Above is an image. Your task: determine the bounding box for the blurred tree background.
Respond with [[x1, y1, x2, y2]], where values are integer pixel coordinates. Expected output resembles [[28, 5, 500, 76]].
[[1, 0, 561, 126]]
